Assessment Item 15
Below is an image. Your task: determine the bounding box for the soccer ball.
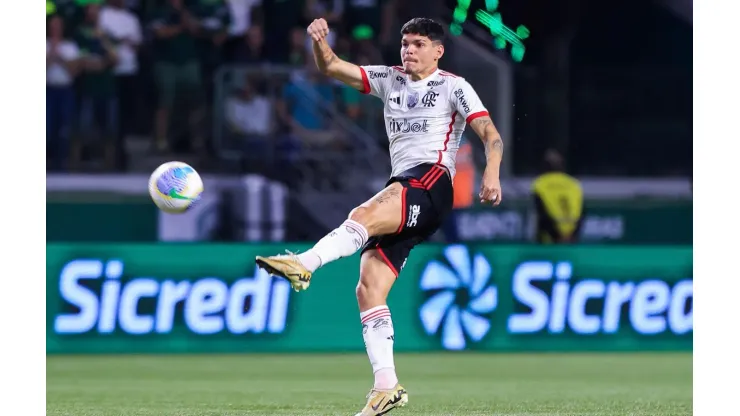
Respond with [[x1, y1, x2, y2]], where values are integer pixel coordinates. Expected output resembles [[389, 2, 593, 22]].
[[148, 161, 204, 214]]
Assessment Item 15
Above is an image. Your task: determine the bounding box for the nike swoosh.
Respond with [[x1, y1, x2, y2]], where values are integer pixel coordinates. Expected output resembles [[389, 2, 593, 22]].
[[382, 391, 405, 410], [168, 189, 192, 200]]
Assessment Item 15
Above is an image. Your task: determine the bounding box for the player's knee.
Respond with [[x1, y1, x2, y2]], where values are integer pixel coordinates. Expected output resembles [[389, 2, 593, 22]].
[[348, 206, 372, 228]]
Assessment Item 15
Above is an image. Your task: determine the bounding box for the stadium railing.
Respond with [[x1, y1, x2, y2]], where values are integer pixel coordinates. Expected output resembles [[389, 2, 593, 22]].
[[212, 64, 392, 233]]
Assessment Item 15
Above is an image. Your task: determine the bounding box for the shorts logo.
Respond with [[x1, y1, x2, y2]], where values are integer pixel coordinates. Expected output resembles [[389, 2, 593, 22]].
[[407, 205, 421, 227]]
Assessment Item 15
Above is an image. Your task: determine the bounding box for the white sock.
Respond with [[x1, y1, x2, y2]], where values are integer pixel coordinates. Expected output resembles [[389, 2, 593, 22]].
[[297, 219, 369, 272], [360, 305, 398, 390]]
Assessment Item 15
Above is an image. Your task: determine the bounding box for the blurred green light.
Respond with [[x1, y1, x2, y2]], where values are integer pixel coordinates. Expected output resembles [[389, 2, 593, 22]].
[[511, 45, 524, 62], [450, 0, 529, 62], [516, 25, 530, 40], [453, 8, 468, 23], [450, 22, 463, 36]]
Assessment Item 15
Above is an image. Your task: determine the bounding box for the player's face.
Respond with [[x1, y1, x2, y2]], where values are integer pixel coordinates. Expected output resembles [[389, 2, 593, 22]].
[[401, 34, 443, 75]]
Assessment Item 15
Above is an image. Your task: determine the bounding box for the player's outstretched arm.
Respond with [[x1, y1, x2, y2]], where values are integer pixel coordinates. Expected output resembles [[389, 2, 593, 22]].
[[470, 115, 504, 205], [308, 18, 365, 91]]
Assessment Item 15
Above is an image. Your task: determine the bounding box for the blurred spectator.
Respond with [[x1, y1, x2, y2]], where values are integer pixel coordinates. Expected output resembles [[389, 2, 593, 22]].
[[338, 47, 365, 121], [47, 15, 80, 171], [226, 0, 261, 36], [257, 0, 306, 63], [344, 0, 396, 48], [338, 52, 384, 138], [225, 75, 274, 172], [192, 0, 231, 91], [225, 76, 272, 137], [352, 25, 383, 63], [150, 0, 204, 152], [223, 0, 261, 61], [230, 25, 268, 64], [440, 137, 475, 242], [453, 138, 475, 209], [277, 63, 338, 149], [302, 0, 339, 57], [289, 27, 309, 67], [99, 0, 143, 165], [532, 149, 585, 244], [49, 0, 80, 26], [75, 3, 120, 170], [305, 0, 343, 24]]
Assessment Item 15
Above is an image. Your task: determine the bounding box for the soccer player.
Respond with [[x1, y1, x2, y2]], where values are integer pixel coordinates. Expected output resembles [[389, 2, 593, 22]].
[[256, 17, 503, 416]]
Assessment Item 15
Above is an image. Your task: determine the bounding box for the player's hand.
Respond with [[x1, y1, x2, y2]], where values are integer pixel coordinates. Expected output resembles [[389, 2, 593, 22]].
[[307, 18, 330, 42], [479, 168, 502, 206]]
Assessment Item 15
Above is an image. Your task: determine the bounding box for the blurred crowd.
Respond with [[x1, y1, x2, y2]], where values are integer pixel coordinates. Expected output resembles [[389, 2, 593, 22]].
[[47, 0, 412, 172]]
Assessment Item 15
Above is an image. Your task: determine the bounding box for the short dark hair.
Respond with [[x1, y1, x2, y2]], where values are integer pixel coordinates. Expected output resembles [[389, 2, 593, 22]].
[[401, 18, 446, 43]]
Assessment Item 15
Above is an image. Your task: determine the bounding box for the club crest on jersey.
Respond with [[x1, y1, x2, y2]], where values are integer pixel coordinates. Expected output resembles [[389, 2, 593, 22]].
[[421, 91, 439, 108], [407, 91, 419, 108]]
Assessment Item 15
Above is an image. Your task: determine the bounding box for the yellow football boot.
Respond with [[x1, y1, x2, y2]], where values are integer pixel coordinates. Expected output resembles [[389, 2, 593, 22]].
[[255, 252, 312, 292], [354, 384, 408, 416]]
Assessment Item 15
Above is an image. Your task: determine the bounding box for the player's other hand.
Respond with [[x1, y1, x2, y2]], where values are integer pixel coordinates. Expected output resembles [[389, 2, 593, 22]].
[[479, 168, 502, 206], [307, 18, 330, 42]]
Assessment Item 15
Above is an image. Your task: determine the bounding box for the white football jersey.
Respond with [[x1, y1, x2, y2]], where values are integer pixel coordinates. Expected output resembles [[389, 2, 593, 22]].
[[359, 65, 489, 180]]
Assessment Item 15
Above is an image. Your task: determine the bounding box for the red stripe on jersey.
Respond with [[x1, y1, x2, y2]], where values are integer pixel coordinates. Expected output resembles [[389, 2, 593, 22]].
[[392, 65, 406, 73], [359, 67, 371, 94], [437, 111, 458, 164], [466, 111, 489, 124], [439, 71, 458, 78]]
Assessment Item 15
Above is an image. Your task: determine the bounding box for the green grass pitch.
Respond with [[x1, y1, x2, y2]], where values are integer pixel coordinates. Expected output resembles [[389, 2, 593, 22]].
[[46, 353, 692, 416]]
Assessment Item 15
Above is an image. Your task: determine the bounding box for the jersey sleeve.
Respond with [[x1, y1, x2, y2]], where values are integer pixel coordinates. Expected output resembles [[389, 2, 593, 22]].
[[358, 65, 393, 99], [452, 79, 489, 124]]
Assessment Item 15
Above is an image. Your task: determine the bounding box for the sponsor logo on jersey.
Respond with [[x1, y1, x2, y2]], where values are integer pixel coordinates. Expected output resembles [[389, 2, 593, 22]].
[[389, 118, 429, 134], [454, 88, 471, 114], [396, 75, 407, 85], [407, 91, 419, 108], [421, 91, 439, 108], [368, 70, 388, 79], [427, 79, 445, 87]]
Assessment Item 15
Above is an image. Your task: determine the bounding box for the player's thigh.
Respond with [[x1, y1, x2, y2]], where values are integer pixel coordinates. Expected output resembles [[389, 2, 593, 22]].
[[356, 248, 400, 310], [349, 182, 406, 236]]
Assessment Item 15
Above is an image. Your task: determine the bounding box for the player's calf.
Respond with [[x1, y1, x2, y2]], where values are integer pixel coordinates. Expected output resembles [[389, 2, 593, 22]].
[[357, 250, 400, 391]]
